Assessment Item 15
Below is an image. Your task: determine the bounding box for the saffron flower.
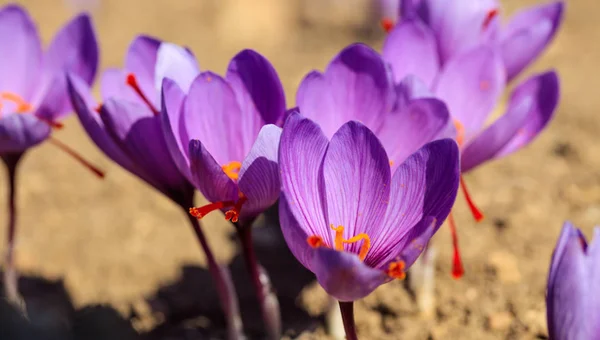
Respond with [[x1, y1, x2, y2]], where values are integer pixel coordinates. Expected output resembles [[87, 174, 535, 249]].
[[394, 0, 564, 81], [547, 222, 600, 339], [68, 38, 245, 340], [0, 4, 99, 308], [383, 17, 560, 277], [297, 43, 452, 169], [161, 49, 286, 340], [279, 113, 460, 301]]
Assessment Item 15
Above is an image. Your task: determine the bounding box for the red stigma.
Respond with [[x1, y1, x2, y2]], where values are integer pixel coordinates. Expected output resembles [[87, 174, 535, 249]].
[[460, 175, 484, 222], [447, 213, 465, 279], [48, 137, 105, 178], [126, 73, 159, 115], [380, 18, 395, 33], [189, 200, 235, 219], [224, 194, 247, 223], [307, 235, 325, 248], [385, 260, 406, 280], [482, 9, 499, 30]]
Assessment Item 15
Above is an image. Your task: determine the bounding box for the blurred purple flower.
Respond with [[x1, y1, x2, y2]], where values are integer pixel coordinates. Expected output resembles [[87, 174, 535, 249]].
[[397, 0, 564, 81], [68, 37, 200, 204], [0, 4, 98, 155], [547, 222, 600, 339], [161, 49, 286, 223], [278, 113, 459, 301], [297, 43, 452, 170]]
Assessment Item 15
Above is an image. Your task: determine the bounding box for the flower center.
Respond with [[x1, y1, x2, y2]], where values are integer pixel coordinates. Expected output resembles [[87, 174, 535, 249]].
[[126, 73, 160, 115], [222, 161, 242, 181], [189, 192, 247, 223]]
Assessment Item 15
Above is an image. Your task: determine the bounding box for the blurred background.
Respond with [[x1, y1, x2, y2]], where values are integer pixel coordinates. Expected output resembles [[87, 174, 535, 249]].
[[0, 0, 598, 339]]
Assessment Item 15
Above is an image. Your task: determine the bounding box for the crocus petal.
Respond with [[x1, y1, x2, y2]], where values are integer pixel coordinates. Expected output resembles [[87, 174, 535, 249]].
[[0, 114, 50, 154], [226, 49, 286, 126], [0, 5, 42, 99], [394, 75, 434, 111], [160, 78, 191, 178], [295, 71, 341, 138], [67, 75, 140, 177], [367, 139, 459, 267], [434, 45, 506, 140], [34, 14, 99, 121], [279, 113, 329, 240], [382, 19, 439, 86], [297, 44, 393, 137], [311, 247, 388, 301], [501, 2, 564, 81], [154, 42, 200, 93], [124, 35, 161, 102], [400, 0, 423, 18], [279, 195, 313, 270], [238, 124, 282, 219], [479, 71, 559, 172], [323, 121, 391, 255], [188, 139, 239, 204], [100, 98, 188, 195], [183, 72, 246, 165], [395, 216, 437, 267], [417, 0, 500, 63], [546, 223, 598, 340], [378, 98, 451, 167]]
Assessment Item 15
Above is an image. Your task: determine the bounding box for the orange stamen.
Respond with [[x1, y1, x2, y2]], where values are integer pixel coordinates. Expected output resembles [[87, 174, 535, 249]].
[[330, 224, 371, 261], [224, 194, 247, 223], [447, 213, 464, 279], [454, 119, 465, 147], [1, 92, 33, 113], [389, 160, 394, 167], [189, 200, 236, 219], [482, 9, 499, 30], [222, 161, 242, 181], [380, 18, 395, 33], [459, 176, 484, 222], [308, 235, 325, 248], [48, 137, 105, 178], [126, 73, 159, 115], [385, 260, 406, 280]]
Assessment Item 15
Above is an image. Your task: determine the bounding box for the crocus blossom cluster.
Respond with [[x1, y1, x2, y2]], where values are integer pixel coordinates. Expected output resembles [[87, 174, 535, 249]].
[[547, 222, 600, 339]]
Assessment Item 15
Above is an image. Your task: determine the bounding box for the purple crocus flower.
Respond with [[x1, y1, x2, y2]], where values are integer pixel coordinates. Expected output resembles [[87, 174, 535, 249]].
[[397, 0, 564, 81], [0, 4, 98, 155], [68, 38, 246, 340], [161, 49, 286, 339], [297, 43, 452, 171], [279, 113, 460, 301], [161, 49, 285, 224], [546, 222, 600, 339]]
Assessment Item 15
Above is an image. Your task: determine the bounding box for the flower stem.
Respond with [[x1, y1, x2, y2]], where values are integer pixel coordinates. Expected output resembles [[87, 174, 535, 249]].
[[338, 301, 358, 340], [186, 213, 244, 340], [235, 224, 281, 340], [1, 153, 25, 310]]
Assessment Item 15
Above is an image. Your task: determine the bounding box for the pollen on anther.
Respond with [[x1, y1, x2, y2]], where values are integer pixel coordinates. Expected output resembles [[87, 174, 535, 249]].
[[386, 260, 406, 280], [307, 235, 325, 248]]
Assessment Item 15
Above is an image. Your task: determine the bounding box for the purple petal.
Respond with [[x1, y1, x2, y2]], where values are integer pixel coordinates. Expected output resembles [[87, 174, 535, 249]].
[[396, 216, 437, 267], [547, 222, 599, 339], [382, 19, 439, 86], [311, 247, 388, 301], [226, 49, 286, 126], [394, 75, 434, 111], [238, 124, 282, 219], [488, 71, 559, 159], [183, 72, 247, 165], [278, 113, 329, 241], [0, 5, 42, 100], [188, 139, 239, 204], [322, 121, 391, 256], [367, 139, 459, 267], [124, 35, 161, 103], [155, 42, 200, 93], [67, 74, 140, 177], [378, 98, 451, 167], [418, 0, 500, 63], [0, 114, 50, 154], [501, 2, 564, 81], [34, 14, 99, 121], [100, 98, 189, 196], [279, 195, 313, 270], [160, 77, 191, 180], [434, 45, 506, 140], [400, 0, 423, 18], [297, 44, 394, 138], [100, 68, 141, 105]]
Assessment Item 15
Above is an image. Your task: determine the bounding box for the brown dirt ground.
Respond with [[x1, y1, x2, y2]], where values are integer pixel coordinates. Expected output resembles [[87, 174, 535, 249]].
[[0, 0, 598, 339]]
